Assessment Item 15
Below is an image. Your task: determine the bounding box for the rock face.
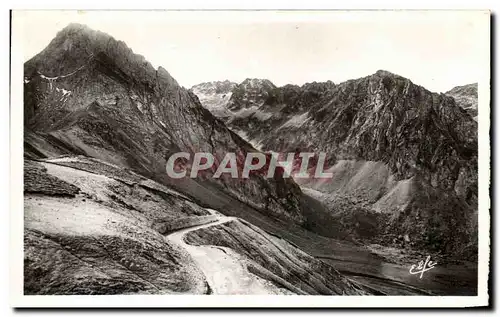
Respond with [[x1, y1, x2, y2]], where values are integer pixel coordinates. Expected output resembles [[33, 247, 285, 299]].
[[23, 23, 479, 296], [190, 81, 237, 118], [193, 71, 478, 256], [24, 23, 304, 224], [445, 83, 478, 120], [227, 78, 277, 112]]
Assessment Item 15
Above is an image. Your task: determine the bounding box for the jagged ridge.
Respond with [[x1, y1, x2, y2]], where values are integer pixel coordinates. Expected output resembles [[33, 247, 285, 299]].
[[192, 70, 478, 255], [24, 23, 305, 224]]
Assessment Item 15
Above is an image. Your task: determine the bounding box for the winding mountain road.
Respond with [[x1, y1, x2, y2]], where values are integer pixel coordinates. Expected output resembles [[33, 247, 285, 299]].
[[166, 209, 293, 295]]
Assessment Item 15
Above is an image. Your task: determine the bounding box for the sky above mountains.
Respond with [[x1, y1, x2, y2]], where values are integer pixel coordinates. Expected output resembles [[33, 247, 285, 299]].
[[16, 10, 488, 93]]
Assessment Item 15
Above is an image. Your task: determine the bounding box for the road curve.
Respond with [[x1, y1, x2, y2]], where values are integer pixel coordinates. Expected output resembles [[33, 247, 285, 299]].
[[166, 209, 293, 295]]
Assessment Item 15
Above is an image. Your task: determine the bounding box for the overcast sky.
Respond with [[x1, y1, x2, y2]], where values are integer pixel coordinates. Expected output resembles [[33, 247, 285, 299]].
[[15, 10, 488, 92]]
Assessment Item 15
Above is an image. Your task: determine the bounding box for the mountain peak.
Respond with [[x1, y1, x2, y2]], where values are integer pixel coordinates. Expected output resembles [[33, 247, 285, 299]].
[[25, 23, 175, 88], [238, 78, 276, 91], [374, 69, 397, 77], [51, 23, 112, 52], [300, 80, 335, 90], [445, 83, 478, 119], [191, 80, 237, 95], [59, 22, 92, 33], [241, 78, 274, 85], [446, 83, 478, 95], [370, 69, 414, 83]]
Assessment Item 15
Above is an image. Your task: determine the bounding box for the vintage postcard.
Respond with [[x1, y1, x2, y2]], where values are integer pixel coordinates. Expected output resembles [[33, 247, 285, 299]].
[[10, 10, 490, 307]]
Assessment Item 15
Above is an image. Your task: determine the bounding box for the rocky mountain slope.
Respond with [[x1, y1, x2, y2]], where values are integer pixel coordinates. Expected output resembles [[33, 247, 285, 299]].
[[445, 83, 478, 120], [23, 23, 374, 295], [23, 23, 304, 225], [25, 156, 366, 295], [24, 158, 208, 295], [192, 72, 478, 257], [23, 23, 479, 296]]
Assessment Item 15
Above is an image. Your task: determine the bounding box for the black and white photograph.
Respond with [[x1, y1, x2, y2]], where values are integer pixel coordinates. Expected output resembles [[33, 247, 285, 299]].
[[9, 9, 490, 308]]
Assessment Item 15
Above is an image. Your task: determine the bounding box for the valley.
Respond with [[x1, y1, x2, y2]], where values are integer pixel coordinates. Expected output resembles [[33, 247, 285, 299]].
[[23, 23, 479, 296]]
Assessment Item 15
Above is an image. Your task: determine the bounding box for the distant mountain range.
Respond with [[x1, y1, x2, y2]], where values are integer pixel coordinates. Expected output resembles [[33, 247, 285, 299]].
[[192, 73, 478, 257]]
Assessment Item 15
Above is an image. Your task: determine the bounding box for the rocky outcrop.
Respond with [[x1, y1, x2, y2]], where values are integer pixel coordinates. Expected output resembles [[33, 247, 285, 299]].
[[24, 23, 304, 224], [446, 83, 478, 120]]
